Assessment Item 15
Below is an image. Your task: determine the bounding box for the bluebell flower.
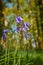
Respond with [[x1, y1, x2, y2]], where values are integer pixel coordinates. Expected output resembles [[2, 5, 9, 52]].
[[3, 29, 8, 33], [3, 29, 8, 40], [24, 33, 28, 39], [15, 16, 23, 23], [3, 33, 7, 40], [24, 32, 30, 39], [26, 23, 30, 27], [15, 16, 30, 40], [23, 27, 27, 32], [15, 27, 21, 32], [23, 22, 30, 32], [23, 22, 30, 29]]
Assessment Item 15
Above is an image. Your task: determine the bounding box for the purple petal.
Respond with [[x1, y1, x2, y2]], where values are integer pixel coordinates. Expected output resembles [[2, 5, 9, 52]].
[[15, 16, 23, 23], [3, 29, 8, 33], [24, 22, 27, 27], [23, 22, 28, 29], [23, 27, 27, 32], [16, 18, 20, 23], [26, 23, 30, 27], [24, 22, 30, 29], [3, 33, 7, 40], [23, 22, 28, 32], [24, 33, 28, 39], [15, 27, 21, 32], [16, 27, 20, 32], [24, 32, 30, 39]]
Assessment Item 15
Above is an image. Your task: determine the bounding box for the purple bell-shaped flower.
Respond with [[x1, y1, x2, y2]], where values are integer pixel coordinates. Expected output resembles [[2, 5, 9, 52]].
[[3, 29, 8, 40], [15, 16, 23, 23]]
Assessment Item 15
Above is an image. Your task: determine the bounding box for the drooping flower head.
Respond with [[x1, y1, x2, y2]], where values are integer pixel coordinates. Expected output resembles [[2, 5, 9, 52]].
[[15, 16, 30, 39], [3, 29, 8, 40], [15, 16, 23, 23], [23, 22, 30, 32], [3, 33, 7, 40], [23, 22, 30, 28], [24, 32, 30, 39]]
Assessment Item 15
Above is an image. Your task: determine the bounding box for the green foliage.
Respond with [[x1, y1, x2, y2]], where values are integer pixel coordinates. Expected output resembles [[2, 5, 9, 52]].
[[0, 48, 43, 65], [0, 0, 43, 65]]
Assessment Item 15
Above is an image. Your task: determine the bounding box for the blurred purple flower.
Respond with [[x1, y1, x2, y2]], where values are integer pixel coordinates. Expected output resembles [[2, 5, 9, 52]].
[[23, 27, 27, 32], [3, 29, 8, 40], [23, 22, 30, 32], [16, 27, 20, 32], [24, 32, 30, 39], [23, 22, 30, 29], [15, 16, 23, 23], [3, 29, 8, 33], [15, 27, 21, 32], [15, 16, 30, 39], [3, 33, 7, 40], [26, 23, 30, 27], [24, 33, 27, 39]]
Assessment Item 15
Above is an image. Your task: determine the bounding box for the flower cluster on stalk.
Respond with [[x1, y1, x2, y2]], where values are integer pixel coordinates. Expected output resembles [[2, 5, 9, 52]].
[[15, 16, 30, 39], [3, 16, 30, 40]]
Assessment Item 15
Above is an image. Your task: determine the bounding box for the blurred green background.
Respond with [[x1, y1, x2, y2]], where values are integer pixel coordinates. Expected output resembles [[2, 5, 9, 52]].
[[0, 0, 43, 65]]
